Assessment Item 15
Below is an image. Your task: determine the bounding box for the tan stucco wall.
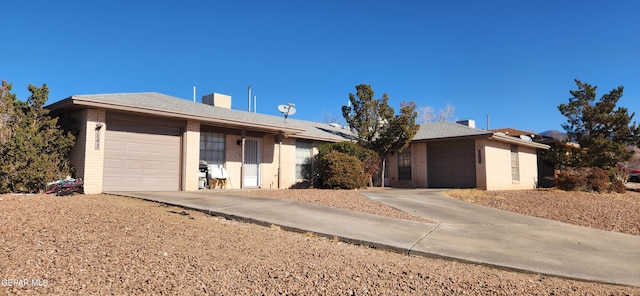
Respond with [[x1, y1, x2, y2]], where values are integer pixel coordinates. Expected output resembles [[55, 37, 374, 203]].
[[388, 143, 427, 188], [260, 135, 279, 189], [516, 145, 539, 189], [72, 111, 351, 192], [182, 120, 200, 191], [412, 142, 428, 187], [219, 134, 307, 189], [279, 137, 298, 188], [225, 134, 242, 189], [481, 139, 539, 190], [69, 108, 106, 194], [387, 151, 398, 185], [68, 110, 87, 182], [475, 140, 488, 190]]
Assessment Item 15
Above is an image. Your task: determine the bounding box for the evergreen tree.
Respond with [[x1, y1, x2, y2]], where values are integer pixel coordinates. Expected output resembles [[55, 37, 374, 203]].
[[342, 84, 419, 186], [0, 82, 76, 193], [556, 79, 638, 170], [0, 81, 16, 146]]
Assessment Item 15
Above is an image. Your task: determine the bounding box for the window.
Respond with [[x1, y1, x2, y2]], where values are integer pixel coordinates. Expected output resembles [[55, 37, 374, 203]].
[[295, 140, 313, 180], [397, 146, 412, 181], [511, 145, 519, 181], [200, 132, 225, 167]]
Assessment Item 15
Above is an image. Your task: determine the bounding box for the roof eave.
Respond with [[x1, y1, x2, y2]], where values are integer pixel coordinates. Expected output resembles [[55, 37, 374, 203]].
[[413, 133, 493, 142], [63, 96, 306, 135], [289, 134, 355, 143], [491, 134, 550, 149]]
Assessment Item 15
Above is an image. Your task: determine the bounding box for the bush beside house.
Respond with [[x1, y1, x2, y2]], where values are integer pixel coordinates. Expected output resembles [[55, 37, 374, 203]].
[[317, 152, 367, 189], [555, 167, 626, 193]]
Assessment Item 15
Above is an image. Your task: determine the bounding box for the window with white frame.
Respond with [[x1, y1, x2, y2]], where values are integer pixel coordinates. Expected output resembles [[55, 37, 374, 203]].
[[295, 140, 313, 180], [511, 145, 519, 181], [200, 132, 225, 167]]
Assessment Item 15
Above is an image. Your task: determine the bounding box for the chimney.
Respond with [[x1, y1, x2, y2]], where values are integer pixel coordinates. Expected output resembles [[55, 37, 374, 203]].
[[456, 119, 476, 128], [202, 93, 231, 109]]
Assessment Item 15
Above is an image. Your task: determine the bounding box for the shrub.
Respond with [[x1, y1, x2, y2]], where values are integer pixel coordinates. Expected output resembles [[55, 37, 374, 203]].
[[316, 142, 379, 187], [609, 180, 627, 194], [556, 167, 612, 192], [318, 152, 367, 189], [587, 167, 609, 192]]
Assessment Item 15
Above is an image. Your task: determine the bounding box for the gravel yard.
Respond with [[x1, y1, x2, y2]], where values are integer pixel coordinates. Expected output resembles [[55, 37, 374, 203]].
[[1, 190, 639, 295]]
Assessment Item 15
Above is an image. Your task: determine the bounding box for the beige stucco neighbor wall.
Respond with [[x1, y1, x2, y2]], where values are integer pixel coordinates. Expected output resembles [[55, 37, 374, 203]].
[[182, 120, 200, 191], [69, 108, 106, 194], [482, 139, 539, 190]]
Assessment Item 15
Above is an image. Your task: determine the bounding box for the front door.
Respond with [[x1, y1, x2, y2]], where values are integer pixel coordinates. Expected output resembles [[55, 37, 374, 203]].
[[244, 138, 260, 187]]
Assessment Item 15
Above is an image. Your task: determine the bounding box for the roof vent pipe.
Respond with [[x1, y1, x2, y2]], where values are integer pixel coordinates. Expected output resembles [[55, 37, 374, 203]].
[[248, 86, 252, 112]]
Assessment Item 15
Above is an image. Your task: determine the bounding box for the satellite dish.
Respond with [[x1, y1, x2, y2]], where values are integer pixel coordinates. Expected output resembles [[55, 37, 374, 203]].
[[277, 103, 296, 120]]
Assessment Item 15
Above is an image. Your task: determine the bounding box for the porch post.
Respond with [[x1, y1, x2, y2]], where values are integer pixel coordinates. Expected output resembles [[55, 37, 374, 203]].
[[241, 129, 246, 189], [277, 133, 282, 189]]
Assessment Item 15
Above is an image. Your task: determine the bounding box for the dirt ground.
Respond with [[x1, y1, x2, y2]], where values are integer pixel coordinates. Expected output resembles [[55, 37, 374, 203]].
[[1, 190, 639, 295]]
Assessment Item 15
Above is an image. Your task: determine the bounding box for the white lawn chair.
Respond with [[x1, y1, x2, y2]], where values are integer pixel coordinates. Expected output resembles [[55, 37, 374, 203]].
[[208, 165, 229, 189]]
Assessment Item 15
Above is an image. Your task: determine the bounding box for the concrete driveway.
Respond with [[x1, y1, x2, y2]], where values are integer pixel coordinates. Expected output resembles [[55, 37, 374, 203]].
[[360, 189, 640, 287], [111, 189, 640, 287]]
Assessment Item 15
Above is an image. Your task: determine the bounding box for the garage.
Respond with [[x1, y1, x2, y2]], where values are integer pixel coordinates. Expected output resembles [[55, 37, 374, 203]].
[[103, 114, 182, 191], [427, 140, 476, 188]]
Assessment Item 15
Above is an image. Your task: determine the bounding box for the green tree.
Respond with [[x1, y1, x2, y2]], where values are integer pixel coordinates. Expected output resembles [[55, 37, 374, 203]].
[[341, 84, 394, 149], [556, 79, 638, 170], [0, 81, 16, 146], [341, 84, 420, 186], [0, 82, 76, 193]]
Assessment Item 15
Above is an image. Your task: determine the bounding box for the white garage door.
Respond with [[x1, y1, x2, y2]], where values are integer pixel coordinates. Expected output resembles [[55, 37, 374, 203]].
[[103, 119, 181, 191]]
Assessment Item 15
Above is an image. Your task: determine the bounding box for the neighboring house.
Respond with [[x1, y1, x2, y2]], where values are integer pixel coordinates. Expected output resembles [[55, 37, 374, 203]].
[[47, 92, 354, 194], [490, 128, 559, 188], [386, 120, 550, 190]]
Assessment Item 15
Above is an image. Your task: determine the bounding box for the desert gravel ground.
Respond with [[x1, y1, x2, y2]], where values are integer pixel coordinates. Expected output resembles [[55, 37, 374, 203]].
[[1, 190, 639, 295]]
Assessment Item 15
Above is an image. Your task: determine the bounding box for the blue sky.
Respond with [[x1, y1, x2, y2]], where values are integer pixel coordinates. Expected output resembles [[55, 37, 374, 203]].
[[3, 1, 639, 133]]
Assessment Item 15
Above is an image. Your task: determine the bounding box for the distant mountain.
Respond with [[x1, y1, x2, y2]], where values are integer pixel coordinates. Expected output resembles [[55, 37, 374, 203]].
[[540, 130, 566, 140]]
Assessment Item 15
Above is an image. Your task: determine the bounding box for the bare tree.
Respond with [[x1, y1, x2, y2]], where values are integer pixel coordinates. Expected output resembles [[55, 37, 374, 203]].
[[417, 103, 456, 124], [321, 112, 345, 126]]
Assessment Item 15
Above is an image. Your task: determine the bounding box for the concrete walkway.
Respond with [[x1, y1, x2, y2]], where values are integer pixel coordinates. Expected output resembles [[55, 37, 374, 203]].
[[110, 189, 640, 287]]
